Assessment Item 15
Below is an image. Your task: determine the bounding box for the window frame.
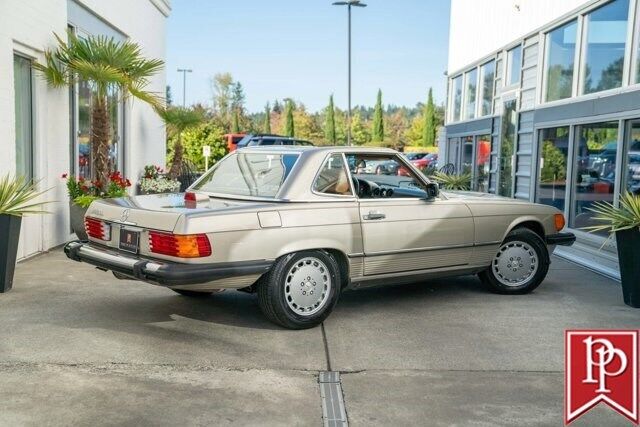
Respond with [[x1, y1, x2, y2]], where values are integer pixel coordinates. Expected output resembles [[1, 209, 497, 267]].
[[13, 52, 35, 182], [578, 0, 634, 96], [449, 74, 463, 123], [311, 152, 356, 199], [505, 44, 523, 87], [541, 18, 580, 103], [344, 152, 432, 201], [478, 59, 496, 117], [462, 68, 479, 121]]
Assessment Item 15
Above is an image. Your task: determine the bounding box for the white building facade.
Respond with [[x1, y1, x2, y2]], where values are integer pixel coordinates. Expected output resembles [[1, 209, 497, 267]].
[[444, 0, 640, 279], [0, 0, 169, 260]]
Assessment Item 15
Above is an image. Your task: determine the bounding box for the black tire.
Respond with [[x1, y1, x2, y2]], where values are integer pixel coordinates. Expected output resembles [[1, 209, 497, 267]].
[[171, 289, 214, 297], [478, 228, 549, 294], [257, 250, 341, 329]]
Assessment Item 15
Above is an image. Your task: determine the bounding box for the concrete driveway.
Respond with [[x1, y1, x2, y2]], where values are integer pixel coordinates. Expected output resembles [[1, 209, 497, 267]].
[[0, 250, 637, 426]]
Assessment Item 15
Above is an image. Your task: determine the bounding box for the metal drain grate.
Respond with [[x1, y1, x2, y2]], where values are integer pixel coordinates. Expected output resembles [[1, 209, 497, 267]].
[[319, 371, 348, 427]]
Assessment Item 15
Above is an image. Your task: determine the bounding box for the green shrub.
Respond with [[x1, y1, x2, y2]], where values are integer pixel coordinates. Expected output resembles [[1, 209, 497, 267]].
[[167, 121, 228, 171]]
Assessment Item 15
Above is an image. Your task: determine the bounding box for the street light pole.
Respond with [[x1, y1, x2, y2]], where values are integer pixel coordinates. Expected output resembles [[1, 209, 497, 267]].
[[177, 68, 192, 107], [333, 0, 366, 146]]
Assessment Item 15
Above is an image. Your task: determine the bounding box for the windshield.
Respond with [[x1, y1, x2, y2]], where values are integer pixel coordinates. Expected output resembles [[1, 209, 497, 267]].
[[192, 152, 299, 198]]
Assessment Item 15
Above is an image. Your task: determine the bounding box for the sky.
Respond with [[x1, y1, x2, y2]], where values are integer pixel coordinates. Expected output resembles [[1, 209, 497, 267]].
[[166, 0, 450, 113]]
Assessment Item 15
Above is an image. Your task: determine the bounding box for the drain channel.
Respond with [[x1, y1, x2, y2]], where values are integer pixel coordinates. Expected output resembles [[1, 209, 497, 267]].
[[319, 371, 348, 427]]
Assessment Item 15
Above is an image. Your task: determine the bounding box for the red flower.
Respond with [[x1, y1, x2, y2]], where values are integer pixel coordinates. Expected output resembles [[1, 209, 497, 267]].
[[125, 179, 132, 187], [80, 185, 89, 193], [61, 173, 68, 179]]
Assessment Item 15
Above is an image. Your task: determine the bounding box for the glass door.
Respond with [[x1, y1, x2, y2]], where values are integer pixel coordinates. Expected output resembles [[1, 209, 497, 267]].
[[474, 135, 491, 192], [623, 120, 640, 195]]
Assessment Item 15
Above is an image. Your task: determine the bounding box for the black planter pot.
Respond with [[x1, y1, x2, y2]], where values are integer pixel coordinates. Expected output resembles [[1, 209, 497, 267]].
[[69, 202, 88, 241], [0, 214, 22, 293], [615, 227, 640, 308]]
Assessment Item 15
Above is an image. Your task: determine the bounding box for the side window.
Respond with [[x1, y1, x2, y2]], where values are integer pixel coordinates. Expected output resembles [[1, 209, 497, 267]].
[[346, 154, 427, 199], [313, 154, 352, 196]]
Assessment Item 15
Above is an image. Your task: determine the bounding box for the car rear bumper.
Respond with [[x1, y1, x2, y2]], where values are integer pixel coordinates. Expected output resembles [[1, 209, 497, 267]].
[[64, 241, 273, 287], [546, 232, 576, 246]]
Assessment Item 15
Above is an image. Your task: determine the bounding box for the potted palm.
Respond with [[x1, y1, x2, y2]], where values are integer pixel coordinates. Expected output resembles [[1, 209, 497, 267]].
[[0, 175, 52, 293], [34, 31, 163, 231], [429, 171, 472, 190], [585, 192, 640, 308], [160, 107, 205, 179]]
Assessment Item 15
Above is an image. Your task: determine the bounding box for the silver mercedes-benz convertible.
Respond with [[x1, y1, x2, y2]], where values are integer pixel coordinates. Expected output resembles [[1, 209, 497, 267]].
[[65, 146, 575, 329]]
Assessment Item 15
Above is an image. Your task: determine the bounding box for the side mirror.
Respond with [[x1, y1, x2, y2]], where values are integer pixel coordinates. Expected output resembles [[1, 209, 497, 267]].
[[425, 182, 439, 200]]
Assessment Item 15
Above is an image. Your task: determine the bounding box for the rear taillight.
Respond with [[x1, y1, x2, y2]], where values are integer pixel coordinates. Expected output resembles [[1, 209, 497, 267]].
[[148, 231, 211, 258], [85, 217, 111, 241], [184, 191, 197, 209]]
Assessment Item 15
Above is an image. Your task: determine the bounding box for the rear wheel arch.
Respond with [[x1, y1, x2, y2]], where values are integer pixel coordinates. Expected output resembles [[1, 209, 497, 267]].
[[275, 248, 349, 289]]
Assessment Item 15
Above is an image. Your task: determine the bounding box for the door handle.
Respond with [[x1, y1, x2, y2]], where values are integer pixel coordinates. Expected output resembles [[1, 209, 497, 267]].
[[363, 211, 386, 220]]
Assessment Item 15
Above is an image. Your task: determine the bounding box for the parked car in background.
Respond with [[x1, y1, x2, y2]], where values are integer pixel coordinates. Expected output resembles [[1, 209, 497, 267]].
[[399, 153, 438, 176], [404, 152, 430, 161], [65, 146, 575, 329], [224, 133, 246, 152], [235, 134, 314, 149]]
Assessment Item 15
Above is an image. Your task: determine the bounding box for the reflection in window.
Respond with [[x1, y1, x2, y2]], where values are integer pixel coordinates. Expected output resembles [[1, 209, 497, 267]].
[[461, 136, 473, 174], [451, 75, 462, 122], [498, 99, 517, 197], [76, 80, 122, 180], [464, 69, 477, 120], [507, 45, 522, 86], [571, 122, 618, 235], [544, 20, 577, 102], [583, 0, 629, 94], [313, 154, 352, 196], [479, 61, 495, 116], [475, 135, 491, 192], [537, 127, 569, 212], [624, 122, 640, 195]]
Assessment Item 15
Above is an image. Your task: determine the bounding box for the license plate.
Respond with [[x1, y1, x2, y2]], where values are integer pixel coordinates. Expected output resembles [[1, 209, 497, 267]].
[[119, 228, 140, 254]]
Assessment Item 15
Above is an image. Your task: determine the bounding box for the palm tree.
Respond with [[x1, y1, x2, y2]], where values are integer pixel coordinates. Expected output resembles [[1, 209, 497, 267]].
[[34, 31, 164, 183], [159, 107, 204, 178]]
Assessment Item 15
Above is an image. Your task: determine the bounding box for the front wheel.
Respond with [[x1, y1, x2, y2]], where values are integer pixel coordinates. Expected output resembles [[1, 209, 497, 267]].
[[478, 228, 549, 294], [257, 250, 340, 329]]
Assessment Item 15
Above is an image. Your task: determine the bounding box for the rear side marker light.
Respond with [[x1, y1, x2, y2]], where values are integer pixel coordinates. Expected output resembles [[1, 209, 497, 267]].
[[149, 231, 211, 258], [554, 213, 566, 231], [184, 192, 197, 209], [85, 217, 111, 241]]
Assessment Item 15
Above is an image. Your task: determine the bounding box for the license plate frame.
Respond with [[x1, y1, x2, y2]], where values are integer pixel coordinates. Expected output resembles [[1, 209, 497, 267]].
[[119, 228, 140, 254]]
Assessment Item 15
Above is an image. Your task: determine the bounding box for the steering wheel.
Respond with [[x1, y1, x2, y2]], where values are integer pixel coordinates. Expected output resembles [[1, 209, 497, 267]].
[[351, 176, 360, 196]]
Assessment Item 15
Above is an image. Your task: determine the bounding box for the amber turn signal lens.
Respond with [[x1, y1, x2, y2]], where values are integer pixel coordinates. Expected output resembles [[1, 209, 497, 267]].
[[554, 213, 565, 231], [149, 231, 212, 258]]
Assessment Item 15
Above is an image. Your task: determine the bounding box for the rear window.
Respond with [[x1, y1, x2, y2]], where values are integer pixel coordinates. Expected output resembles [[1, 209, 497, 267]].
[[192, 152, 299, 198]]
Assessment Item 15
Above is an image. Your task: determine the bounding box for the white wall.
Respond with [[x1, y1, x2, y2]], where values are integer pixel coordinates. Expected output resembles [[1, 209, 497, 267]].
[[448, 0, 591, 73], [0, 0, 168, 258]]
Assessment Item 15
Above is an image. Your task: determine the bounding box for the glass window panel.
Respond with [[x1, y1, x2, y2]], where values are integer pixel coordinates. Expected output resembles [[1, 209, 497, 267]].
[[571, 122, 618, 235], [464, 69, 477, 120], [479, 61, 495, 116], [537, 127, 570, 212], [451, 75, 462, 122], [14, 55, 33, 181], [498, 99, 517, 197], [475, 135, 491, 192], [313, 154, 352, 195], [461, 136, 473, 174], [77, 79, 92, 179], [346, 154, 427, 199], [583, 0, 629, 94], [507, 46, 522, 85], [447, 138, 460, 167], [623, 121, 640, 194], [544, 20, 578, 102]]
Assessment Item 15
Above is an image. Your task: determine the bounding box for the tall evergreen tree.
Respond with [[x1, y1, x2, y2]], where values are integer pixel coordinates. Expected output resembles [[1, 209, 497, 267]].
[[422, 88, 437, 147], [232, 109, 240, 133], [263, 102, 271, 134], [324, 95, 337, 144], [372, 89, 384, 142], [284, 100, 295, 137]]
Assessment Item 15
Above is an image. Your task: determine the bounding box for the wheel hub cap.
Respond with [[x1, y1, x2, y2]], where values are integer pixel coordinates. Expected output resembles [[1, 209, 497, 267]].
[[492, 241, 538, 287], [285, 257, 331, 316]]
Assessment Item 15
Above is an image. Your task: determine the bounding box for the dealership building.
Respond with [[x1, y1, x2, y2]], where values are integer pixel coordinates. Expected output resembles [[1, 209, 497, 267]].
[[443, 0, 640, 279], [0, 0, 169, 260]]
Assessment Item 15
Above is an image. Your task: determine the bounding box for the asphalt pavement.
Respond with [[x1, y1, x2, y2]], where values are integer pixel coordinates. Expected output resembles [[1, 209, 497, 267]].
[[0, 249, 637, 426]]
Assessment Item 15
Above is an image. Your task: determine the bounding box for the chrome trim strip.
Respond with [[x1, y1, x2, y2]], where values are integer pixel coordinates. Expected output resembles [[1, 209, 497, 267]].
[[363, 241, 501, 257]]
